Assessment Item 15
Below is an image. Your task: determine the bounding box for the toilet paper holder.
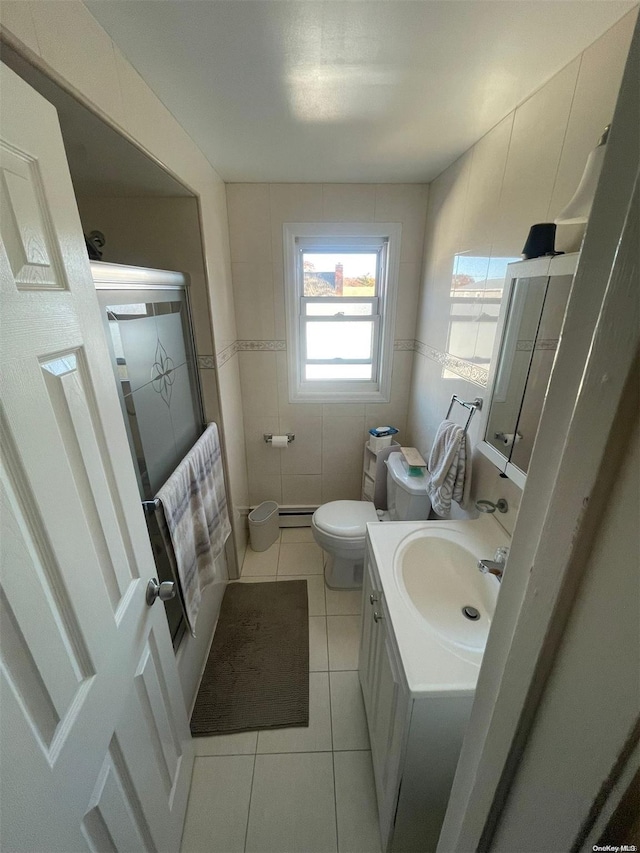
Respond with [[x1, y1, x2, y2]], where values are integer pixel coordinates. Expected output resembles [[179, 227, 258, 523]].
[[263, 433, 295, 444]]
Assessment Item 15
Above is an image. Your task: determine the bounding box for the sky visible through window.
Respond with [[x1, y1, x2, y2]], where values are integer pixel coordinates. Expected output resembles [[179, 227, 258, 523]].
[[303, 251, 377, 297], [451, 255, 520, 292], [444, 254, 521, 378], [302, 251, 377, 378]]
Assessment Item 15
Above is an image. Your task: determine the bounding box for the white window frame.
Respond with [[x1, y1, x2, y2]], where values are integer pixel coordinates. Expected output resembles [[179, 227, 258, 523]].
[[283, 222, 401, 403]]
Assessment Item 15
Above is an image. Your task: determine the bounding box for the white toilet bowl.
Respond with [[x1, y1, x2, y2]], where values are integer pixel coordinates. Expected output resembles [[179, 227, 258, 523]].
[[312, 453, 432, 590], [311, 500, 379, 589]]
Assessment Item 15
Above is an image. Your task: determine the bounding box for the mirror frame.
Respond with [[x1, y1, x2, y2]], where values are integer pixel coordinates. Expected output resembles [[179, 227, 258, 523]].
[[477, 252, 579, 487]]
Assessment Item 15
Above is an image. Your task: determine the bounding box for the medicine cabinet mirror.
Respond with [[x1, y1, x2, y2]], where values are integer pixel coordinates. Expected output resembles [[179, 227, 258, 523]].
[[478, 253, 578, 487]]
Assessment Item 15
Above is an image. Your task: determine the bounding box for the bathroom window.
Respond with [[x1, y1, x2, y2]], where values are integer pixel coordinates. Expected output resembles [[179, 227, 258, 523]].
[[283, 223, 400, 402]]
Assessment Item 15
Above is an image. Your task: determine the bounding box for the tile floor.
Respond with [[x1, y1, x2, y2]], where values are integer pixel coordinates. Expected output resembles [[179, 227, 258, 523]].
[[180, 529, 382, 853]]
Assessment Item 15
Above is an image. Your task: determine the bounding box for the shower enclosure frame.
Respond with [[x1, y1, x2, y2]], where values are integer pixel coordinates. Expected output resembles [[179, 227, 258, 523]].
[[92, 260, 206, 651]]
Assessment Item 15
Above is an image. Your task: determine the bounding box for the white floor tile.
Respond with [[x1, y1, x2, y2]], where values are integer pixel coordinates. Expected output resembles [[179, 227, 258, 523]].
[[334, 751, 382, 853], [325, 586, 363, 616], [310, 616, 329, 671], [180, 755, 254, 853], [278, 542, 324, 575], [193, 730, 257, 756], [327, 615, 361, 671], [242, 542, 280, 576], [257, 672, 331, 753], [281, 527, 315, 543], [246, 753, 337, 853], [330, 671, 370, 751]]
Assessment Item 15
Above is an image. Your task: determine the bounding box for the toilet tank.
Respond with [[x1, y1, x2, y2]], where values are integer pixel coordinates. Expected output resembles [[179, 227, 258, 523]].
[[386, 452, 431, 520]]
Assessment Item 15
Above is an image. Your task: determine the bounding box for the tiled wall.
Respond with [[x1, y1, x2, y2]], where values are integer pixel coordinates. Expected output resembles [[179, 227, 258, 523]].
[[0, 1, 250, 567], [226, 184, 429, 507], [406, 9, 637, 535]]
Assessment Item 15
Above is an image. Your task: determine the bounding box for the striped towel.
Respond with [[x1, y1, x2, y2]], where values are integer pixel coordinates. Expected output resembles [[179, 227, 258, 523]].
[[427, 420, 472, 517], [155, 423, 231, 636]]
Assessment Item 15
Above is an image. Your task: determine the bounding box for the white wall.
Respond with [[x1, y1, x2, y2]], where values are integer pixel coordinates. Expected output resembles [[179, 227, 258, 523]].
[[226, 183, 428, 507], [492, 415, 639, 850], [438, 17, 640, 845], [407, 9, 637, 535], [0, 0, 250, 565]]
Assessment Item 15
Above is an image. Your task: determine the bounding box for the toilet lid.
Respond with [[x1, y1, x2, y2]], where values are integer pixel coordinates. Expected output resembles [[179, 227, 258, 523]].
[[314, 500, 378, 538]]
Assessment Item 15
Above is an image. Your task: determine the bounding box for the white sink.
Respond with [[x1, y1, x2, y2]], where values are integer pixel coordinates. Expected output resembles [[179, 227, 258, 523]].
[[393, 527, 499, 661]]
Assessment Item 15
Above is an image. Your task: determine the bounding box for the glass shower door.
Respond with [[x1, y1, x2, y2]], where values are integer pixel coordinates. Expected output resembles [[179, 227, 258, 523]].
[[94, 264, 204, 648]]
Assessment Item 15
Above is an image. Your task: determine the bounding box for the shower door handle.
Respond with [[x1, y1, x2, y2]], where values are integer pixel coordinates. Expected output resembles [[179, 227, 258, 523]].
[[146, 578, 176, 606]]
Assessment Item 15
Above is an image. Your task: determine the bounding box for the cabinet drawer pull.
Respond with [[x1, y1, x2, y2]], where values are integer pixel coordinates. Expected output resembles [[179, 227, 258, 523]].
[[373, 611, 383, 623], [369, 593, 379, 605]]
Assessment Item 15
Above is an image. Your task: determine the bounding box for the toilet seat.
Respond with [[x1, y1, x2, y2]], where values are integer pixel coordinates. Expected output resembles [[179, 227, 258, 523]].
[[313, 500, 379, 539]]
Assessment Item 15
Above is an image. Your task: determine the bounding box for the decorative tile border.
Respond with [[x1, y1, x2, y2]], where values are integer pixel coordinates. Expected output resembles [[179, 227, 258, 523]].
[[535, 338, 559, 351], [414, 340, 489, 388], [216, 341, 239, 368], [197, 354, 216, 369], [516, 338, 559, 352], [219, 338, 419, 358], [236, 340, 286, 352], [215, 339, 286, 368], [214, 337, 492, 388]]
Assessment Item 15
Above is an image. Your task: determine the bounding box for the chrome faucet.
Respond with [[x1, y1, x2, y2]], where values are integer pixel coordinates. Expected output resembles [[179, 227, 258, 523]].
[[478, 547, 509, 582]]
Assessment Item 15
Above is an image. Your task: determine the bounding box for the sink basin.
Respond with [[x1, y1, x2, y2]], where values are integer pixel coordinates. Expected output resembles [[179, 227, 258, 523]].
[[394, 528, 499, 658]]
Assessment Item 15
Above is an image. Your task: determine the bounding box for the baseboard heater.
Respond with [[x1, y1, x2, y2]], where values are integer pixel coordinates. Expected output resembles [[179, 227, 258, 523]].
[[240, 504, 318, 527], [279, 505, 319, 527], [245, 504, 319, 528]]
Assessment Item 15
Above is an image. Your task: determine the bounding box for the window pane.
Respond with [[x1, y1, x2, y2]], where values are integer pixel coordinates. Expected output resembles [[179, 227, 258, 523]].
[[306, 364, 373, 380], [305, 302, 373, 316], [303, 252, 377, 297], [306, 321, 373, 360]]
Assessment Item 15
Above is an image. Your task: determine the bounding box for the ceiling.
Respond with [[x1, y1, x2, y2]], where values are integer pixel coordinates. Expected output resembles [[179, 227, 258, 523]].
[[2, 42, 191, 197], [86, 1, 634, 184]]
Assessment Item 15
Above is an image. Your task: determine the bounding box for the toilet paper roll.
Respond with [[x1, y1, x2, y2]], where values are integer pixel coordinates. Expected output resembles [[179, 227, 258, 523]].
[[270, 435, 289, 449], [500, 433, 522, 446]]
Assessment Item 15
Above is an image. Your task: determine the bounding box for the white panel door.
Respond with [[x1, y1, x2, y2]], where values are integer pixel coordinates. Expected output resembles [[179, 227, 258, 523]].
[[0, 63, 194, 852]]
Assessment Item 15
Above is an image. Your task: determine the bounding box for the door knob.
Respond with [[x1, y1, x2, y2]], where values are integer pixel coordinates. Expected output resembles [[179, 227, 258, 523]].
[[373, 611, 383, 623], [146, 578, 176, 606], [369, 593, 379, 605]]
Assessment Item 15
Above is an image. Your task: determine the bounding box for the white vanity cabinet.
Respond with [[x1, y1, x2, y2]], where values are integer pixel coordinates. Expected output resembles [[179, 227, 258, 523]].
[[359, 540, 475, 853]]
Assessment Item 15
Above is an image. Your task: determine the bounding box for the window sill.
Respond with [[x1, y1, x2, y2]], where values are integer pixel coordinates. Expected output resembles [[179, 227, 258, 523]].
[[289, 387, 391, 404]]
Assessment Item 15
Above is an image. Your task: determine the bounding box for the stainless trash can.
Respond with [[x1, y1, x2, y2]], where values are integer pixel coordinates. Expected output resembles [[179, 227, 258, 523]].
[[248, 500, 279, 552]]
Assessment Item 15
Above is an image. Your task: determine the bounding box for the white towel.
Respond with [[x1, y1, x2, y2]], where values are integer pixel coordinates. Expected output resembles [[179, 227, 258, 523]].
[[155, 423, 231, 636], [427, 420, 472, 517]]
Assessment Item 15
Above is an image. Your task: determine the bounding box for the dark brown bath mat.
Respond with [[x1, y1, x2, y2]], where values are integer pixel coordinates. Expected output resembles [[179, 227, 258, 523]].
[[190, 579, 309, 735]]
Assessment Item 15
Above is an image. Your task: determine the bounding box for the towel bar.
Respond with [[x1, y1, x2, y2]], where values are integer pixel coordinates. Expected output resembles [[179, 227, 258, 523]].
[[445, 395, 483, 432]]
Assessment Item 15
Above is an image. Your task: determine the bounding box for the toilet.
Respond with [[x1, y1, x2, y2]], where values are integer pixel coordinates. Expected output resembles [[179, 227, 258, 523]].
[[312, 452, 431, 589]]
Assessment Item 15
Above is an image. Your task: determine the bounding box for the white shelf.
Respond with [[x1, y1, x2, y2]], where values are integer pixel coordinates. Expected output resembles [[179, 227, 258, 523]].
[[361, 440, 400, 507]]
